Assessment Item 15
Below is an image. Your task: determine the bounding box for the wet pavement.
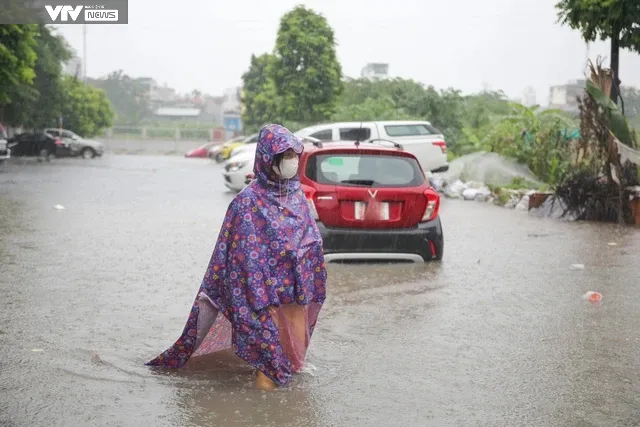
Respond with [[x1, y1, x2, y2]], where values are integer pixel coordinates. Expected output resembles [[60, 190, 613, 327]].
[[1, 155, 640, 427]]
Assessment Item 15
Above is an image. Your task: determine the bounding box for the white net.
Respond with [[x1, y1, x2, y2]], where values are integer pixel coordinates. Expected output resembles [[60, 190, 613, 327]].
[[440, 151, 542, 187]]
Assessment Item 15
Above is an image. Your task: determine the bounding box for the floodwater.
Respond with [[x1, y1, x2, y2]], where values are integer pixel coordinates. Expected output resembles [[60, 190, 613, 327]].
[[1, 155, 640, 427]]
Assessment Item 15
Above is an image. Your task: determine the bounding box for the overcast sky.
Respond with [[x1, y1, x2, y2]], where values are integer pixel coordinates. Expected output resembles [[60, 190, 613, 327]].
[[55, 0, 640, 105]]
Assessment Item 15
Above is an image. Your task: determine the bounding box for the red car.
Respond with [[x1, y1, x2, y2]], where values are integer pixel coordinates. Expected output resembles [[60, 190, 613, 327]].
[[247, 140, 443, 262], [185, 142, 217, 158]]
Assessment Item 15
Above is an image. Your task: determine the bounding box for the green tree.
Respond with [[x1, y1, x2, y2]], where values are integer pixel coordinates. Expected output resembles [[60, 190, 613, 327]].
[[60, 76, 114, 137], [4, 25, 72, 128], [0, 24, 38, 108], [489, 103, 577, 183], [272, 5, 343, 123], [241, 53, 282, 130], [461, 90, 511, 129], [332, 96, 416, 122], [453, 90, 512, 155], [88, 70, 151, 125], [556, 0, 640, 104], [340, 77, 434, 117]]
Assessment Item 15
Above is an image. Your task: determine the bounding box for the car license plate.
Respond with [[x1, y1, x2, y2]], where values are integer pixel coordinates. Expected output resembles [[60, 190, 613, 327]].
[[354, 201, 389, 220], [354, 201, 366, 220], [379, 202, 390, 220]]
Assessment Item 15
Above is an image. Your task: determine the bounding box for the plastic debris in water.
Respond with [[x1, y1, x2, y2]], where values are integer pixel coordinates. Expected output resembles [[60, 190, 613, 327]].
[[570, 264, 585, 270], [607, 242, 617, 246], [31, 348, 44, 352], [584, 291, 602, 303], [53, 204, 65, 210]]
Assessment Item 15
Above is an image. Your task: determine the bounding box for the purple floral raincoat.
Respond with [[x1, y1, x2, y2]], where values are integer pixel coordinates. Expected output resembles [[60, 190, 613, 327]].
[[146, 124, 327, 386]]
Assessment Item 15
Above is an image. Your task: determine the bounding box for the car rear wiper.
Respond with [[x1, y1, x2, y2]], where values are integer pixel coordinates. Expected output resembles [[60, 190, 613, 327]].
[[340, 179, 375, 186]]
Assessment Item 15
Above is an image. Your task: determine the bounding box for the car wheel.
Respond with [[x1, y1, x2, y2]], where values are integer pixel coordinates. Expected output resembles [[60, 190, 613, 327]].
[[81, 147, 96, 159], [38, 148, 54, 162]]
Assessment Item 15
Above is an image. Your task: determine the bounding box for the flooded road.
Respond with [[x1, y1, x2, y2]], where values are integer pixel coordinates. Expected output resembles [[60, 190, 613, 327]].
[[1, 155, 640, 427]]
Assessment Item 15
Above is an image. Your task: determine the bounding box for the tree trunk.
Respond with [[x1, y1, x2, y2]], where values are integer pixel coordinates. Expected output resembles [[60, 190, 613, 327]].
[[610, 30, 620, 105]]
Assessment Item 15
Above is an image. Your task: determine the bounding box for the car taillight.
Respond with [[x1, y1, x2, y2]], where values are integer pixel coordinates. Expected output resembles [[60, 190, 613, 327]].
[[432, 140, 447, 154], [302, 186, 319, 220], [421, 189, 440, 222]]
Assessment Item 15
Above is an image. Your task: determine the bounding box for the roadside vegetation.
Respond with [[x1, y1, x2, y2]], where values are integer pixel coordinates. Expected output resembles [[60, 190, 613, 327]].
[[0, 25, 114, 137]]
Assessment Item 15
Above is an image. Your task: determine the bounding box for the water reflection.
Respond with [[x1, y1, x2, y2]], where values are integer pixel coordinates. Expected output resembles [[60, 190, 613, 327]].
[[165, 351, 322, 427], [2, 156, 640, 426]]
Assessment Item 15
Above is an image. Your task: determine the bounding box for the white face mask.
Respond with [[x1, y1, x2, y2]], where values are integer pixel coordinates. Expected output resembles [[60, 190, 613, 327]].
[[273, 157, 299, 180]]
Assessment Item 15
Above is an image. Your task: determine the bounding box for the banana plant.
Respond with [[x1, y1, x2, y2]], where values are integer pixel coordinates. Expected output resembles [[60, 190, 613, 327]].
[[585, 79, 637, 149]]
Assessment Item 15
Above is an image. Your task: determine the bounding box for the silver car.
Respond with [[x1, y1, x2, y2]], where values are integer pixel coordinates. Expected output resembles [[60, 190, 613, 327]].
[[45, 128, 104, 158], [0, 138, 10, 164]]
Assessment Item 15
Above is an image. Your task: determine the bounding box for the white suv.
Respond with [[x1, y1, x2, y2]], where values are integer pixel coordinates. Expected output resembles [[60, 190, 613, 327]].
[[294, 121, 448, 173]]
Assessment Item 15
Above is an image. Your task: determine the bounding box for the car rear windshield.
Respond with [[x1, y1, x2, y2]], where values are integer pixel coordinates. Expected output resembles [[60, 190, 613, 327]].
[[384, 124, 441, 137], [305, 153, 425, 187]]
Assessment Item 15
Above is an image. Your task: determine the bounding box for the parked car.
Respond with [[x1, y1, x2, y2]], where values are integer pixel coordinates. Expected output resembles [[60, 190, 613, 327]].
[[0, 138, 10, 164], [7, 132, 66, 160], [185, 142, 217, 158], [230, 127, 326, 158], [215, 133, 259, 163], [246, 139, 444, 262], [44, 128, 104, 158], [291, 121, 449, 173], [222, 136, 322, 193], [222, 149, 256, 192], [228, 137, 258, 159], [208, 135, 245, 160]]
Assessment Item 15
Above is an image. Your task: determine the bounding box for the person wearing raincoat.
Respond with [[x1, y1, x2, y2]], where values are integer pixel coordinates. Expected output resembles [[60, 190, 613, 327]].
[[146, 124, 327, 390]]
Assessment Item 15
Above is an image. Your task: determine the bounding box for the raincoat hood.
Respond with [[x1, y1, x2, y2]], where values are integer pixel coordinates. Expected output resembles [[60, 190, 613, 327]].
[[253, 124, 304, 193]]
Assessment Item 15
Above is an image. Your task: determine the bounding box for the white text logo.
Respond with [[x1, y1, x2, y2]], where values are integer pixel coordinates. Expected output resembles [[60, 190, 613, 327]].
[[85, 9, 118, 21], [45, 5, 83, 21]]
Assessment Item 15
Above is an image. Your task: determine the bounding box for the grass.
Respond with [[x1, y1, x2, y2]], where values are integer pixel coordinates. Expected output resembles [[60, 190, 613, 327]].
[[486, 177, 551, 206], [487, 177, 547, 193]]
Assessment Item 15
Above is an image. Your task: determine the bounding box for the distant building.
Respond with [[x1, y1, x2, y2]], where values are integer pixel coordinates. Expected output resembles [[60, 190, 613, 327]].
[[136, 77, 155, 90], [201, 95, 225, 124], [222, 87, 242, 114], [361, 63, 389, 80], [153, 107, 201, 120], [548, 79, 586, 114], [151, 83, 177, 104], [134, 78, 178, 108], [521, 86, 537, 107]]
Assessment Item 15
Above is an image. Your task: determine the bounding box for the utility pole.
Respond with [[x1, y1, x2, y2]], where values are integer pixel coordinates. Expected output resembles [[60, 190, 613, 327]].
[[83, 24, 87, 82], [585, 41, 589, 73]]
